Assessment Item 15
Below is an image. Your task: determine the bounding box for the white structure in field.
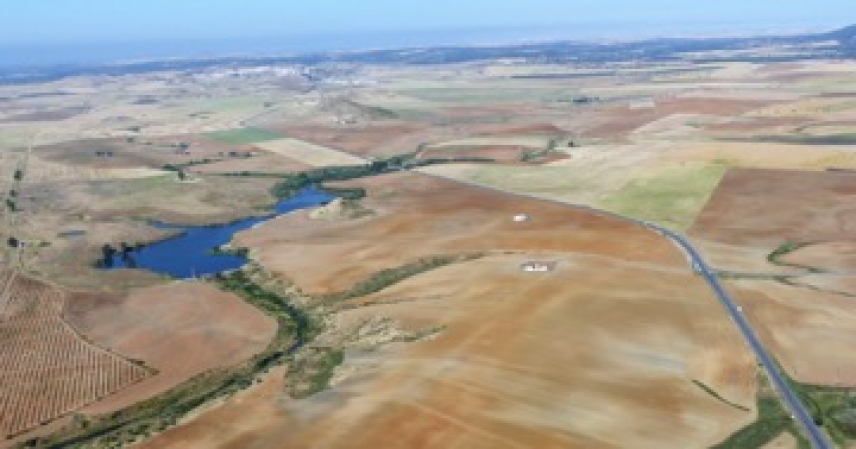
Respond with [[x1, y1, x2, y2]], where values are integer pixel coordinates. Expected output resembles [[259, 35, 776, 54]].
[[520, 261, 557, 273], [513, 214, 531, 223]]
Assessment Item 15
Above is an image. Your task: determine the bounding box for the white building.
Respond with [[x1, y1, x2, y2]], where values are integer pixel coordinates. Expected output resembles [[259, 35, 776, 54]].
[[520, 261, 557, 273]]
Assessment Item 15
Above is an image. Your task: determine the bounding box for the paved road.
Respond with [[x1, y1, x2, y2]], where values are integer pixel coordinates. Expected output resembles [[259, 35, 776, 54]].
[[648, 226, 833, 449]]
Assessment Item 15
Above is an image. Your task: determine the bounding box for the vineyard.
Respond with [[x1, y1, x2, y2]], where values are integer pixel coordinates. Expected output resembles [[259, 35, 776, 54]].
[[0, 269, 152, 439]]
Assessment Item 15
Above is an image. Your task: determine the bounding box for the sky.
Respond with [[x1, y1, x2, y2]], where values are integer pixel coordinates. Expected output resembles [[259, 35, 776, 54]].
[[4, 0, 854, 45], [0, 0, 853, 68]]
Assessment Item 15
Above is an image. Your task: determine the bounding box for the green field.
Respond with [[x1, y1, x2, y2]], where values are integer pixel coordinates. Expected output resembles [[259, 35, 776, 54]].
[[599, 163, 728, 230], [206, 128, 284, 145]]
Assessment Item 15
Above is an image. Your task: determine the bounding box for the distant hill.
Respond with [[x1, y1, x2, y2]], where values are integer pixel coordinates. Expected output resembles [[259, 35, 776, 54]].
[[828, 24, 856, 40], [826, 24, 856, 55], [2, 23, 854, 84]]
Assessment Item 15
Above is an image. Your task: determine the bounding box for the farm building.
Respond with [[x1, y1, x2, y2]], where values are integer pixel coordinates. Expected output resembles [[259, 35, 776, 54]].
[[520, 261, 557, 273]]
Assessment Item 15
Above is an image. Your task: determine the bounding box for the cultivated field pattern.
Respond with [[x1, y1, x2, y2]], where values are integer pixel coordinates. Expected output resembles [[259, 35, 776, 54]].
[[0, 270, 151, 438]]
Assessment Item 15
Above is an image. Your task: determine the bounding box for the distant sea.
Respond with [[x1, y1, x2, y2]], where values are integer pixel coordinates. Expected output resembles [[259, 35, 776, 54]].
[[0, 21, 844, 69]]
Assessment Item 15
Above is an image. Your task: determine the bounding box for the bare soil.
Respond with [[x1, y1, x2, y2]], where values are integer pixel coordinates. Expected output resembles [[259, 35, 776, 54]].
[[272, 124, 425, 156], [234, 172, 685, 295], [66, 281, 277, 415], [783, 241, 856, 272], [690, 168, 856, 248], [138, 251, 757, 448]]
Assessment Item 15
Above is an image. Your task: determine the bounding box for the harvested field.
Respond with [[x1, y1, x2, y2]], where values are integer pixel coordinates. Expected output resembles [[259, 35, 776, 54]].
[[69, 174, 280, 224], [188, 152, 310, 174], [36, 135, 255, 172], [206, 128, 284, 145], [689, 167, 856, 388], [417, 139, 653, 205], [254, 138, 366, 167], [701, 117, 809, 135], [728, 279, 856, 386], [145, 232, 757, 448], [435, 104, 536, 121], [235, 172, 685, 294], [781, 241, 856, 272], [747, 98, 856, 119], [583, 97, 777, 138], [272, 124, 426, 157], [66, 282, 277, 415], [0, 106, 90, 123], [419, 145, 528, 163], [690, 168, 856, 248], [791, 274, 856, 296], [476, 123, 567, 136], [429, 136, 553, 148], [0, 271, 151, 439], [670, 141, 856, 170], [399, 87, 563, 105]]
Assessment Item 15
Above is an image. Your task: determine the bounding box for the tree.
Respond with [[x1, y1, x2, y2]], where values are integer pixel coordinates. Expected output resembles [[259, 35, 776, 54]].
[[100, 244, 117, 267]]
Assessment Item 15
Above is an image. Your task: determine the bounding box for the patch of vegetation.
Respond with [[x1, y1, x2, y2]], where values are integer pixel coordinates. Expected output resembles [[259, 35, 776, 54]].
[[206, 127, 283, 145], [715, 362, 856, 449], [767, 241, 823, 273], [268, 153, 491, 201], [714, 270, 792, 282], [341, 100, 399, 120], [267, 153, 414, 198], [317, 185, 367, 201], [520, 138, 560, 162], [600, 163, 728, 230], [768, 241, 808, 263], [783, 371, 856, 446], [692, 380, 751, 412], [161, 158, 221, 172], [724, 134, 856, 146], [712, 373, 811, 449], [320, 253, 483, 303], [286, 347, 344, 399]]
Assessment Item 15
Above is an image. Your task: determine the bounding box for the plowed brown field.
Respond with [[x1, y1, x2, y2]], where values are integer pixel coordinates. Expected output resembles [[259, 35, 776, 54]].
[[235, 172, 685, 294], [691, 168, 856, 247], [690, 167, 856, 384], [139, 172, 764, 448], [67, 282, 277, 415]]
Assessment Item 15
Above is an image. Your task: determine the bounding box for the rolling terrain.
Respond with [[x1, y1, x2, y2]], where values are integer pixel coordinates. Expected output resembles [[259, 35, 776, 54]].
[[1, 28, 856, 447]]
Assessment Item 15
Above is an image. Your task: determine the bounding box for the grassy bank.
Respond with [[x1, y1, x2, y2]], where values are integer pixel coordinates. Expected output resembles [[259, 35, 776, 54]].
[[714, 366, 856, 448], [712, 373, 810, 449]]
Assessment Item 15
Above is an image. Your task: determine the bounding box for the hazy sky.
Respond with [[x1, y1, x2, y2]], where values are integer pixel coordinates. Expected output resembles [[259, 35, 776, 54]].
[[4, 0, 855, 45]]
